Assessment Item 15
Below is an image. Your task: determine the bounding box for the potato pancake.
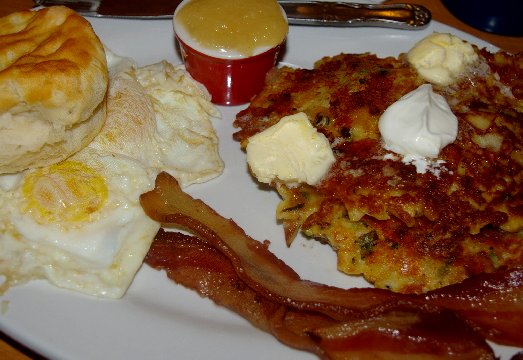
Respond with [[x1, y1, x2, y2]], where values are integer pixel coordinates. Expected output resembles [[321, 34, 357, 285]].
[[233, 48, 523, 294]]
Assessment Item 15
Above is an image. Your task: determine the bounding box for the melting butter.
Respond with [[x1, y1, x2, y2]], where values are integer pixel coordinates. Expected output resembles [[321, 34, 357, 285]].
[[246, 113, 335, 185], [407, 32, 478, 86]]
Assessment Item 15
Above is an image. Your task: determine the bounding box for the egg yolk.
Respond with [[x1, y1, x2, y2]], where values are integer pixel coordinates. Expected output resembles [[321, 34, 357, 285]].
[[22, 161, 108, 224]]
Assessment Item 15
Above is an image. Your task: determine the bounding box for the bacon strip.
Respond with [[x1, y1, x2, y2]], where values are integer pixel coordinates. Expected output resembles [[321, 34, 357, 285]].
[[141, 172, 523, 359]]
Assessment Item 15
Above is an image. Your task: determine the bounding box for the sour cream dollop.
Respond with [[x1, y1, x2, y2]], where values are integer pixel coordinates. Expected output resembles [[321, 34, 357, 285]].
[[379, 84, 458, 159]]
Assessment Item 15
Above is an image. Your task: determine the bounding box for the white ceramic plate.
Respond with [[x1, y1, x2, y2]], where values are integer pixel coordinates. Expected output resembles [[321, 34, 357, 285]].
[[0, 17, 520, 360]]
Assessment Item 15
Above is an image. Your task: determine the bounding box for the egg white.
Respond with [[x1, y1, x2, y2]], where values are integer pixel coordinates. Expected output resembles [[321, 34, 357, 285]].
[[0, 147, 159, 298], [92, 59, 224, 187]]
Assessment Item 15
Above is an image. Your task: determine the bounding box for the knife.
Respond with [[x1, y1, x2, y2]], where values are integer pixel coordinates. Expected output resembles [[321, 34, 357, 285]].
[[34, 0, 431, 30]]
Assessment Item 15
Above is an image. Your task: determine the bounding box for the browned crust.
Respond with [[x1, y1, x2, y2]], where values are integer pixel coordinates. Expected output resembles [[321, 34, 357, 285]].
[[233, 51, 523, 294]]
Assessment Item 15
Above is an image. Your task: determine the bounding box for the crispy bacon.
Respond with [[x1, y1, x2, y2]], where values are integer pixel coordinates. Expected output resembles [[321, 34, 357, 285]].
[[141, 172, 523, 359]]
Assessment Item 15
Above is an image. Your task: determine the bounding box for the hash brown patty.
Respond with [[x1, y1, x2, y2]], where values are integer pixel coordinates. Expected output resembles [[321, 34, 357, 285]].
[[233, 50, 523, 294]]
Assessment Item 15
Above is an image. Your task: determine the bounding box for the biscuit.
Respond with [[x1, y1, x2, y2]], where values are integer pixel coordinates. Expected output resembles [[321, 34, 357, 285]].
[[0, 6, 108, 174]]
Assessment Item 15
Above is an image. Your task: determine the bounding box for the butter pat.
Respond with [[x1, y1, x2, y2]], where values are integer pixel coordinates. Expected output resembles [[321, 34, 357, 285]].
[[379, 84, 458, 159], [246, 113, 335, 185], [407, 32, 478, 86]]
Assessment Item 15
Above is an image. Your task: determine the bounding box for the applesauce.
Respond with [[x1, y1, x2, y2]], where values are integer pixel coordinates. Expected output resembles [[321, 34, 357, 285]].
[[175, 0, 288, 58]]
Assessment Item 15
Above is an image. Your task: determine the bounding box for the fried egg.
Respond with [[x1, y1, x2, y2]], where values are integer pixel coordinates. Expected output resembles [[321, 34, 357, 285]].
[[0, 51, 224, 298], [0, 147, 158, 298], [93, 54, 224, 187]]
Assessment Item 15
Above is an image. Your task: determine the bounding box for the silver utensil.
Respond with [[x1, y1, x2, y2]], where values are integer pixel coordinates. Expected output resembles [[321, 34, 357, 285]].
[[280, 1, 431, 29], [34, 0, 431, 30]]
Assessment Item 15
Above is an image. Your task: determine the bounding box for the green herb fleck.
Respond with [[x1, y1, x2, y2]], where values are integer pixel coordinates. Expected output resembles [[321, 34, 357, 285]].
[[356, 231, 378, 259]]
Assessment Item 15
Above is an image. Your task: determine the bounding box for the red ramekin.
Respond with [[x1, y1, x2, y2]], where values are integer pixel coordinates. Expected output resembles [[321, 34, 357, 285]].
[[173, 0, 287, 106], [176, 36, 284, 105]]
